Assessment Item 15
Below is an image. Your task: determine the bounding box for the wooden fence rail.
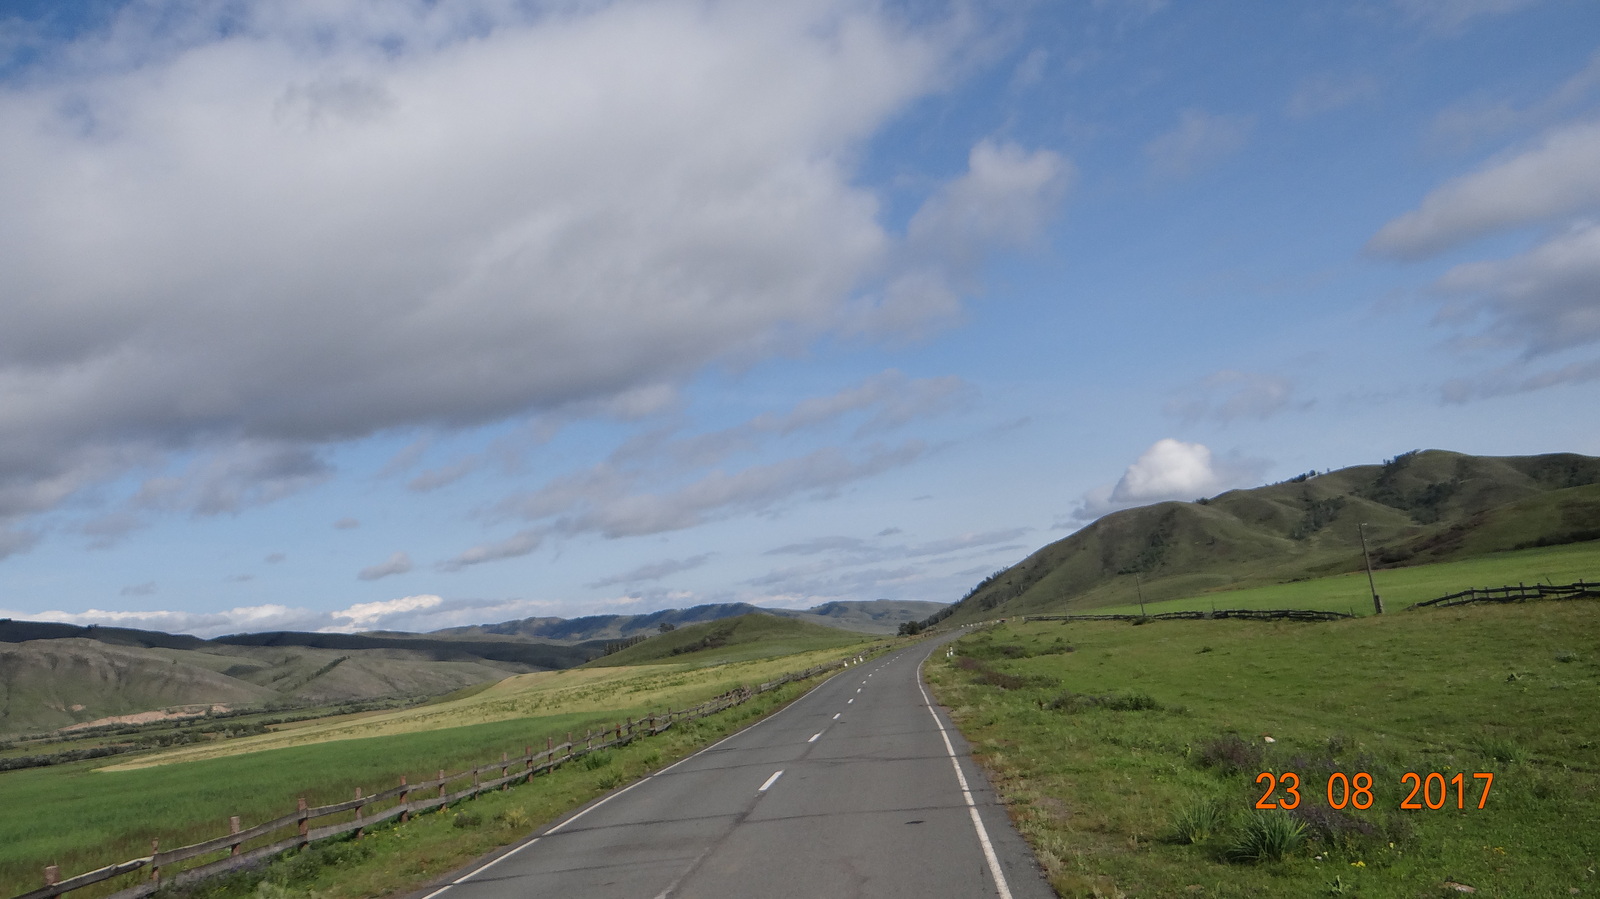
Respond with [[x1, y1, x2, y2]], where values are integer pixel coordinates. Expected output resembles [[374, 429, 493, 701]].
[[1408, 579, 1598, 610], [13, 650, 879, 899], [1023, 609, 1354, 624]]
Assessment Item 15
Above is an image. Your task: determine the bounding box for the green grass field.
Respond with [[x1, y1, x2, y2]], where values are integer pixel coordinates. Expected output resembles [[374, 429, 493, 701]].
[[0, 643, 876, 899], [1086, 540, 1600, 617], [925, 600, 1600, 897]]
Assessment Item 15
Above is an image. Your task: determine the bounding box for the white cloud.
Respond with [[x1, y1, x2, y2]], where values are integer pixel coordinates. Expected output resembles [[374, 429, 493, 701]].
[[1369, 121, 1600, 259], [0, 2, 1066, 559], [330, 593, 442, 629], [906, 139, 1072, 262], [844, 139, 1071, 340], [1144, 109, 1252, 179], [1073, 438, 1270, 521], [357, 550, 413, 581], [0, 603, 326, 638]]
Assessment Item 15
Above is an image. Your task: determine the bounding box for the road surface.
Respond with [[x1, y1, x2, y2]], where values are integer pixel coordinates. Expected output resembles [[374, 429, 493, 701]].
[[410, 638, 1052, 898]]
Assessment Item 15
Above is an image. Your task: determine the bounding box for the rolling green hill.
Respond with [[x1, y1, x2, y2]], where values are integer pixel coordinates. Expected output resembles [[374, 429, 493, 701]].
[[439, 599, 948, 642], [931, 449, 1600, 625], [770, 600, 949, 634], [585, 613, 872, 667]]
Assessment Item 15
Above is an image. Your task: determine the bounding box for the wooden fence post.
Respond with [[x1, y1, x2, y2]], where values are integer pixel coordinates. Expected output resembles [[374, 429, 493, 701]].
[[150, 839, 160, 883], [298, 797, 309, 847], [44, 866, 59, 888], [354, 786, 365, 839], [438, 769, 446, 801], [501, 751, 509, 790], [399, 776, 410, 823], [526, 744, 533, 774], [229, 816, 242, 856]]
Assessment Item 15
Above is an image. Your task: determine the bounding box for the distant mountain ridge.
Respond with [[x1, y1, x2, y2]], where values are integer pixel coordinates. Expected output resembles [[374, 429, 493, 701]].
[[928, 449, 1600, 626], [435, 600, 950, 642], [0, 600, 946, 733]]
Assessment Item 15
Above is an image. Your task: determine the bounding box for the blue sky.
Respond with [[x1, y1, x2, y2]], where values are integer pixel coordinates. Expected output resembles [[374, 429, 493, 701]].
[[2, 0, 1598, 637]]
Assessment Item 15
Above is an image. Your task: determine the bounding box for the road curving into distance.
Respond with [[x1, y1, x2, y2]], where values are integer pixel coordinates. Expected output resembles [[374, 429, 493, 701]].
[[406, 634, 1053, 899]]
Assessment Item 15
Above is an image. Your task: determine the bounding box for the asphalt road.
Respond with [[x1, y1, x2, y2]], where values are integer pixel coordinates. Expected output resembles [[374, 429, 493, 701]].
[[411, 637, 1053, 899]]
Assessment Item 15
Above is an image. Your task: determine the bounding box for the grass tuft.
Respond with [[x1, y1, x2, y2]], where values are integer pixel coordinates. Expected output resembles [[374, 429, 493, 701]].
[[1473, 734, 1523, 764], [1047, 690, 1162, 713], [494, 807, 530, 831], [1170, 797, 1226, 845], [1226, 812, 1306, 864]]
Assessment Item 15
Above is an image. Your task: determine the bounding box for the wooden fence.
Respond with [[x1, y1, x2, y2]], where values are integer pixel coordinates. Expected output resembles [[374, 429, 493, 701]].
[[1407, 579, 1599, 610], [1024, 609, 1354, 624], [13, 651, 878, 899]]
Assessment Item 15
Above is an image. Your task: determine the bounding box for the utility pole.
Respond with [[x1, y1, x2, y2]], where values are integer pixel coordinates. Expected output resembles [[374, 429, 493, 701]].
[[1135, 574, 1148, 618], [1358, 523, 1384, 615]]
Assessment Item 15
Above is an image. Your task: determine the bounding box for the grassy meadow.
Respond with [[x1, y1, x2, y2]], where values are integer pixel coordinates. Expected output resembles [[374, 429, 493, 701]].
[[1087, 540, 1600, 617], [0, 638, 877, 899], [925, 599, 1600, 897]]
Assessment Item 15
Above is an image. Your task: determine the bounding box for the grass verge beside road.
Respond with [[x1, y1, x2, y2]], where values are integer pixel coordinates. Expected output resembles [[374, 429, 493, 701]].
[[925, 601, 1600, 897]]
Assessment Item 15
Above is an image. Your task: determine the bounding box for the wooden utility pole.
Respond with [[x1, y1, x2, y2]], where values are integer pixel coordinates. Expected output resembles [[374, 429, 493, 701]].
[[1135, 575, 1147, 618], [1358, 523, 1384, 614]]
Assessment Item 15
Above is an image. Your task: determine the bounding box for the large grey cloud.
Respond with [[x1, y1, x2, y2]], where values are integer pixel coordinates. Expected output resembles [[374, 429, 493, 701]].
[[0, 2, 1067, 557]]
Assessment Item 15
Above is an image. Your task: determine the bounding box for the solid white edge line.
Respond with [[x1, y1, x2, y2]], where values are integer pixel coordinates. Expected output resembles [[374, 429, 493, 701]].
[[758, 770, 784, 792], [917, 648, 1015, 899], [420, 660, 855, 898]]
